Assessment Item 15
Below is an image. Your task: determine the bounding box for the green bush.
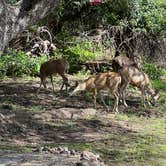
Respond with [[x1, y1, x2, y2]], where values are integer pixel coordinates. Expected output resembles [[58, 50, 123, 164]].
[[0, 50, 47, 78], [129, 0, 165, 36], [143, 59, 164, 80], [64, 41, 100, 73]]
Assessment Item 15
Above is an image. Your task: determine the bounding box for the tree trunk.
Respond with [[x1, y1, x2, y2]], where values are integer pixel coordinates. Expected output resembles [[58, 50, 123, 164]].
[[0, 0, 60, 52]]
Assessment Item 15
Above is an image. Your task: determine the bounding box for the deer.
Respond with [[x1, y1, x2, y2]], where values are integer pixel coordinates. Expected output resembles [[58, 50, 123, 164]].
[[37, 57, 70, 93], [119, 65, 160, 108], [70, 72, 122, 112]]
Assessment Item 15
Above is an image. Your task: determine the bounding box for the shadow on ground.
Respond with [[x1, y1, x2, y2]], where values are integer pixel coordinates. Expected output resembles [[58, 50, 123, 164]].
[[0, 79, 165, 146]]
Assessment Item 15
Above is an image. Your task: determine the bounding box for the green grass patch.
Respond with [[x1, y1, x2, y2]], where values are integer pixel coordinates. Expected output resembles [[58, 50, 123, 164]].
[[44, 133, 166, 166], [0, 144, 33, 153], [152, 80, 166, 91], [152, 80, 166, 109], [93, 134, 166, 165]]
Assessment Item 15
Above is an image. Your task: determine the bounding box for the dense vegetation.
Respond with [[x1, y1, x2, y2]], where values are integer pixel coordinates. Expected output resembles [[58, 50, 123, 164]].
[[1, 0, 165, 76]]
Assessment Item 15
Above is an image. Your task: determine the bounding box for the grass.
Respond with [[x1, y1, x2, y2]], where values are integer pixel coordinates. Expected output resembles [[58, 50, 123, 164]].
[[152, 80, 166, 91], [59, 114, 166, 166], [0, 112, 165, 165], [0, 77, 165, 165], [95, 135, 166, 165], [152, 80, 166, 110], [0, 144, 33, 153]]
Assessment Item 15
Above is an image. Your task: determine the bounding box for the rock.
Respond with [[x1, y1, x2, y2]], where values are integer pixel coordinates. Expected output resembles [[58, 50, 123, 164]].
[[0, 113, 5, 119], [0, 148, 106, 166], [79, 151, 106, 166], [70, 149, 77, 155], [51, 108, 96, 120], [80, 108, 96, 118]]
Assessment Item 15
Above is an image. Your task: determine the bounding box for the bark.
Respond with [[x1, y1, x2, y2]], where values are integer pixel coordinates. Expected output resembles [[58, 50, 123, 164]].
[[0, 0, 60, 52]]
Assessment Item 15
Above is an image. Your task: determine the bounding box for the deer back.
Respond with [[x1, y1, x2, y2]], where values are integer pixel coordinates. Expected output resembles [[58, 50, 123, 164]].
[[94, 72, 121, 91], [120, 66, 149, 88], [106, 72, 121, 91], [40, 58, 68, 77], [94, 73, 108, 90]]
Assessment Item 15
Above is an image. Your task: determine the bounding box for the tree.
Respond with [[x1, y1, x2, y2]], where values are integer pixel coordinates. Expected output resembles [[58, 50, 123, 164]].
[[0, 0, 60, 52]]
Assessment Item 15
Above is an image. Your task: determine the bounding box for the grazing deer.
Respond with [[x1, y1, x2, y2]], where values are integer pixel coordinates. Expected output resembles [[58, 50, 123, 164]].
[[70, 72, 122, 112], [37, 57, 70, 93], [119, 66, 159, 107]]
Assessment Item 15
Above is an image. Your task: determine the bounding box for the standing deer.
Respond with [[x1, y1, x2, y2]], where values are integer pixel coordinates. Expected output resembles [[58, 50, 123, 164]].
[[37, 57, 70, 93], [119, 65, 159, 107], [70, 72, 122, 112]]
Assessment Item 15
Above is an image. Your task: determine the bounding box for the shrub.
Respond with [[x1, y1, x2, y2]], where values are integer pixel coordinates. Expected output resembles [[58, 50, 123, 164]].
[[143, 59, 164, 80], [0, 50, 47, 78], [64, 41, 100, 73]]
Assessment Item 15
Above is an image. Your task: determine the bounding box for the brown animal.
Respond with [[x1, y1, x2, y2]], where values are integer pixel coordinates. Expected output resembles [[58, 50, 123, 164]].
[[70, 72, 122, 112], [112, 54, 142, 71], [37, 57, 70, 92], [119, 66, 159, 107]]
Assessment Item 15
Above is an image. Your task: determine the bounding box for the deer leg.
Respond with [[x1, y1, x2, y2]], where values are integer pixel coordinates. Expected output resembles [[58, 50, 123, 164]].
[[112, 91, 119, 113], [122, 91, 128, 107], [120, 82, 128, 107], [60, 81, 69, 92], [59, 76, 65, 91], [62, 75, 70, 92], [141, 88, 146, 108], [60, 81, 65, 91], [37, 77, 46, 93], [37, 80, 42, 93], [93, 90, 98, 109], [60, 74, 69, 91], [99, 93, 109, 111], [43, 77, 47, 89], [50, 75, 55, 92], [145, 92, 151, 106], [93, 95, 97, 109]]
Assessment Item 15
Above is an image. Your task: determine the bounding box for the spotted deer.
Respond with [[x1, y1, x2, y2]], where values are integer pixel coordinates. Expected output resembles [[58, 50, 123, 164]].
[[119, 65, 159, 107], [70, 72, 122, 112]]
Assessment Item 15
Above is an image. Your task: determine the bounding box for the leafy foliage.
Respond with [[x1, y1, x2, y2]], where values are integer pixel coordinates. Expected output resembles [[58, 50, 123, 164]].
[[64, 40, 99, 73], [143, 58, 164, 80], [0, 50, 47, 78], [128, 0, 166, 36], [53, 0, 165, 36], [6, 0, 19, 4]]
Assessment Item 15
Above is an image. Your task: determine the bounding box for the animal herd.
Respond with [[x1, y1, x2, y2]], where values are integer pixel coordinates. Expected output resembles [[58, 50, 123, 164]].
[[37, 56, 160, 113]]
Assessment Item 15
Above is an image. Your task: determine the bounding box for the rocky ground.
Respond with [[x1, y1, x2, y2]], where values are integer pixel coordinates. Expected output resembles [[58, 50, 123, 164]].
[[0, 147, 106, 166]]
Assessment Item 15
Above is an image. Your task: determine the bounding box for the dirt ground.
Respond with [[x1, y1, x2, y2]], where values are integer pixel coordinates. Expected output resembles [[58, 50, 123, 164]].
[[0, 77, 165, 165]]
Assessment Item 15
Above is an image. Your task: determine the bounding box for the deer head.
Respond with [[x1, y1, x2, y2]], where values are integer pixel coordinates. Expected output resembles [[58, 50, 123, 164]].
[[150, 89, 160, 106], [70, 81, 86, 96]]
